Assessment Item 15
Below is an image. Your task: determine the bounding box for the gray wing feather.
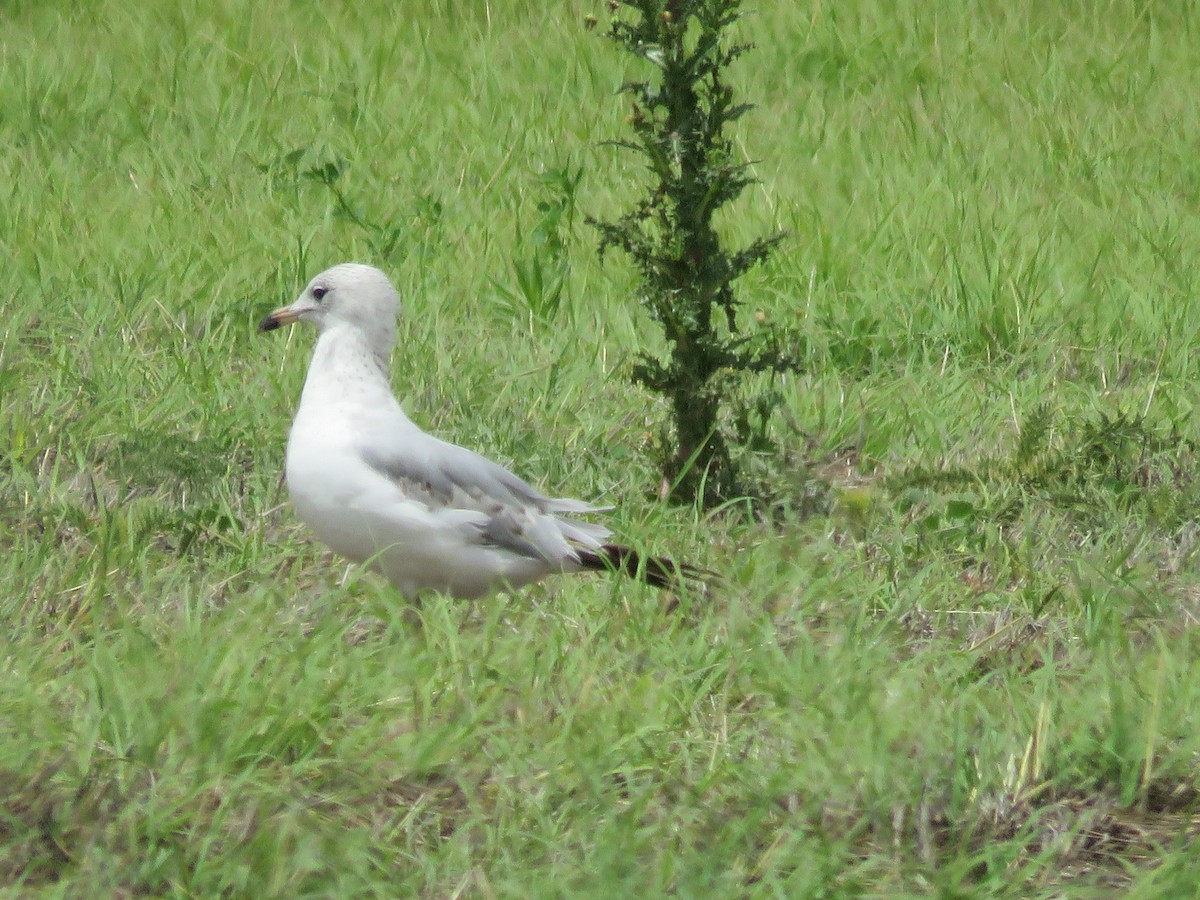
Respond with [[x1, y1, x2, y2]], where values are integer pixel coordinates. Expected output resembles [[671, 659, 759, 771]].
[[360, 431, 612, 558], [362, 434, 536, 508], [479, 507, 578, 564]]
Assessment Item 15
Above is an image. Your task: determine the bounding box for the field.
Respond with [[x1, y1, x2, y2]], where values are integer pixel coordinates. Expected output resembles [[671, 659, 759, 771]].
[[4, 0, 1200, 895]]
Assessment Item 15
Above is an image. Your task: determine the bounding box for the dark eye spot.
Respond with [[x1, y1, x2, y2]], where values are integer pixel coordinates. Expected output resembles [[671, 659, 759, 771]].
[[312, 286, 329, 301]]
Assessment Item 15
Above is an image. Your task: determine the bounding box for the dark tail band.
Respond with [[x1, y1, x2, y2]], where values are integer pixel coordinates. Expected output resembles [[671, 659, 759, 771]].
[[576, 543, 711, 592]]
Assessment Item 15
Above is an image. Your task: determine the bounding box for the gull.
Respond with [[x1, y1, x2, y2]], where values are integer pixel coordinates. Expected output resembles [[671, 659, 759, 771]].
[[260, 263, 702, 600]]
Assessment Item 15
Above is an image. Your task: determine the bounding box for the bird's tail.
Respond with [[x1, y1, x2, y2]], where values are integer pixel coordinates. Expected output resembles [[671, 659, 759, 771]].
[[576, 543, 712, 593]]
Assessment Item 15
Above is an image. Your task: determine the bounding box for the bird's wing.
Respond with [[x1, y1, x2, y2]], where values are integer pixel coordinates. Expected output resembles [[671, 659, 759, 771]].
[[359, 428, 611, 562]]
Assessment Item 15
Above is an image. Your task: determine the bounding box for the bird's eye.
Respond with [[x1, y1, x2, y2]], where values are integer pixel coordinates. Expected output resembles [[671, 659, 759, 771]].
[[312, 286, 329, 302]]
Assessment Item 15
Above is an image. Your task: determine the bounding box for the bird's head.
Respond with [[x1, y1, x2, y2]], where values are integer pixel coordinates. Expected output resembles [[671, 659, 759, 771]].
[[260, 263, 401, 359]]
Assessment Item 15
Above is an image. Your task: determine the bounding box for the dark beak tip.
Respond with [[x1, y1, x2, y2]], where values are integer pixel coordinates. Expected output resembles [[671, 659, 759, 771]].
[[258, 314, 281, 333]]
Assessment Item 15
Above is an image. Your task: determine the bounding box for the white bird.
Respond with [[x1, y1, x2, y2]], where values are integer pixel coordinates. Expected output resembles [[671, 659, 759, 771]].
[[260, 263, 701, 600]]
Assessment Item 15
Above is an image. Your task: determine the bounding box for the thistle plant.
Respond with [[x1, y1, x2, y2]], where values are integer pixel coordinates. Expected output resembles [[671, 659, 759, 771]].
[[590, 0, 792, 508]]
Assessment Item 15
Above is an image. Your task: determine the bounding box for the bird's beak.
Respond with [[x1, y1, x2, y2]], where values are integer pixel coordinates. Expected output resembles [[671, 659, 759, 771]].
[[259, 304, 302, 333]]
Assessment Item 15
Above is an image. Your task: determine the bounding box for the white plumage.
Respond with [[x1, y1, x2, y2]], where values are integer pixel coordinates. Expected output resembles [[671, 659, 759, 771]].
[[260, 263, 696, 600]]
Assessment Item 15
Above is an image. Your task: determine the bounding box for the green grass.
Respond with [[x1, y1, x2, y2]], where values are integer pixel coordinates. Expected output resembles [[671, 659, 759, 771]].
[[4, 0, 1200, 895]]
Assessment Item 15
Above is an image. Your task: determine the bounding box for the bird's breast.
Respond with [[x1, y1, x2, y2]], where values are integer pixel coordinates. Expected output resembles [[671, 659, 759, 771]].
[[284, 425, 386, 563]]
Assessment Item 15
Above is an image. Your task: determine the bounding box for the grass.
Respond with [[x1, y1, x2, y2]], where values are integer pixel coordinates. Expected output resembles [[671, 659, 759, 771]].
[[3, 0, 1200, 894]]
